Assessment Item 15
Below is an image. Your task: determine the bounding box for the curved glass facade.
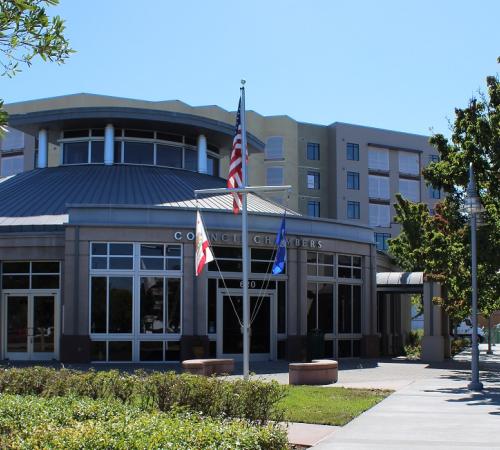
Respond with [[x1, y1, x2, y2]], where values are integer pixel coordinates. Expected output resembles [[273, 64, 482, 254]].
[[61, 128, 220, 176]]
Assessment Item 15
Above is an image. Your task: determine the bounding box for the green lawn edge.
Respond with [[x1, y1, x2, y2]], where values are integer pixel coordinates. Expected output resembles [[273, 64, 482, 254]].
[[279, 386, 392, 426]]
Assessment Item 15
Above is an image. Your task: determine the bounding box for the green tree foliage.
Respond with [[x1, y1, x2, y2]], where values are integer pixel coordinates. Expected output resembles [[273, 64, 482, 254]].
[[390, 58, 500, 320], [0, 0, 73, 131]]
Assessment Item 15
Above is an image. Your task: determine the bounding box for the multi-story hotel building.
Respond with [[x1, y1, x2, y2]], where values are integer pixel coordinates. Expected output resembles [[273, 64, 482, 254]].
[[0, 94, 446, 364]]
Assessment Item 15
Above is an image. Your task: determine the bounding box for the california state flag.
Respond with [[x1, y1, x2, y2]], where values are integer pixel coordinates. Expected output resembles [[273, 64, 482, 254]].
[[195, 211, 214, 276]]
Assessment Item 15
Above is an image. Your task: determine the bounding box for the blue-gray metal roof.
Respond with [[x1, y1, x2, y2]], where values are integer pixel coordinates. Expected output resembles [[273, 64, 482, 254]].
[[0, 165, 298, 227]]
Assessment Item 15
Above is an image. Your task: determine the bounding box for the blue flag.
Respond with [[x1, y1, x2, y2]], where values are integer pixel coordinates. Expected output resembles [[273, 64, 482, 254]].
[[272, 215, 287, 275]]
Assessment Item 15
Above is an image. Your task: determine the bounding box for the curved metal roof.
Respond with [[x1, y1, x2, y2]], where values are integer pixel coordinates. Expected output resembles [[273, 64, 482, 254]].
[[376, 272, 424, 286], [0, 165, 297, 227]]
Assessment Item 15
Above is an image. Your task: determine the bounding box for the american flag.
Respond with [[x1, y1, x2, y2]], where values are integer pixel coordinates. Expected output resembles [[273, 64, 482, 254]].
[[227, 97, 247, 214]]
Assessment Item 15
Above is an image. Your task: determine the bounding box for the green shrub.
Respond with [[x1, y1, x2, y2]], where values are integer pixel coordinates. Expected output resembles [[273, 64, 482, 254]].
[[0, 394, 288, 450], [0, 367, 286, 424], [404, 330, 423, 360], [451, 337, 471, 356]]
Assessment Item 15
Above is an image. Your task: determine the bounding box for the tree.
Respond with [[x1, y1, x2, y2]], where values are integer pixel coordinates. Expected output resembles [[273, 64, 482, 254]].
[[0, 0, 73, 131], [390, 58, 500, 322]]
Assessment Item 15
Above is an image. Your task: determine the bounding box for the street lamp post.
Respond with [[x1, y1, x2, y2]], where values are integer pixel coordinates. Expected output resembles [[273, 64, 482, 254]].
[[465, 163, 483, 392]]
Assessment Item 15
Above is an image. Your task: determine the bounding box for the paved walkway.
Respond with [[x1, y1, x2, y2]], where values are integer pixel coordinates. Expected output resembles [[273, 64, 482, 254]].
[[314, 344, 500, 449]]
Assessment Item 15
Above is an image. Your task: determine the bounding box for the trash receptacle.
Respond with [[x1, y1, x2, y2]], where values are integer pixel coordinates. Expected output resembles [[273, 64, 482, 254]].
[[307, 329, 325, 360]]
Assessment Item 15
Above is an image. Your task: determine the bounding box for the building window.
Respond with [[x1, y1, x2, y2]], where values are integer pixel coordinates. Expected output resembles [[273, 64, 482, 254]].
[[369, 203, 390, 227], [368, 175, 390, 200], [429, 186, 441, 199], [251, 248, 286, 274], [307, 252, 334, 277], [338, 255, 362, 279], [347, 201, 360, 219], [347, 171, 360, 190], [307, 283, 334, 333], [2, 261, 60, 290], [123, 142, 154, 165], [307, 200, 320, 217], [429, 154, 440, 163], [368, 148, 389, 171], [338, 284, 361, 333], [265, 136, 284, 160], [208, 246, 242, 273], [399, 178, 420, 202], [266, 166, 284, 185], [307, 171, 320, 189], [0, 154, 24, 177], [398, 151, 419, 175], [346, 143, 359, 161], [307, 143, 320, 160], [1, 127, 25, 151], [375, 233, 391, 251]]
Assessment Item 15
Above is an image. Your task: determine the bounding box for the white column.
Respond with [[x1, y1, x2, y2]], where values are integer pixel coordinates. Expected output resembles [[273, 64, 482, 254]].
[[104, 124, 114, 165], [197, 134, 208, 174], [37, 128, 48, 168]]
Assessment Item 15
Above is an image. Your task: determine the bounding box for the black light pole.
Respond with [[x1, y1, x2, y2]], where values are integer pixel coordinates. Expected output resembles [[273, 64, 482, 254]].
[[465, 163, 483, 392]]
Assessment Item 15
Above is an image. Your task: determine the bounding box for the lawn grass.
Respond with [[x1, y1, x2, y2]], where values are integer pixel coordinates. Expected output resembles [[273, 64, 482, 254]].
[[279, 386, 391, 426]]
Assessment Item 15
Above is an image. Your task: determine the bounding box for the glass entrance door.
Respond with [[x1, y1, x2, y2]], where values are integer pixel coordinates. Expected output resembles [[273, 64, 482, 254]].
[[4, 293, 57, 360], [219, 293, 274, 361]]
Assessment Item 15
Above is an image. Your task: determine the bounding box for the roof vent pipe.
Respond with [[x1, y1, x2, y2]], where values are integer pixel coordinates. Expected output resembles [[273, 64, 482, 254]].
[[37, 128, 48, 168], [197, 134, 208, 174], [104, 124, 114, 165]]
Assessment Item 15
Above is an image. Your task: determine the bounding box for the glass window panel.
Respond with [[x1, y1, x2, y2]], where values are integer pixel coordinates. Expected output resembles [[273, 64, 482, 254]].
[[368, 148, 389, 171], [31, 275, 59, 289], [2, 262, 29, 273], [207, 156, 219, 177], [140, 277, 164, 334], [140, 341, 163, 361], [63, 142, 88, 164], [1, 155, 24, 177], [353, 256, 362, 267], [369, 175, 390, 199], [156, 144, 183, 168], [251, 261, 272, 273], [92, 243, 107, 255], [338, 255, 351, 266], [338, 340, 351, 357], [141, 244, 163, 256], [110, 243, 133, 255], [140, 258, 164, 271], [346, 143, 359, 161], [114, 141, 122, 163], [108, 341, 132, 361], [165, 341, 180, 361], [91, 277, 107, 333], [212, 246, 242, 259], [338, 267, 351, 278], [184, 148, 197, 171], [91, 129, 104, 137], [307, 264, 317, 276], [307, 252, 317, 264], [64, 130, 89, 139], [90, 341, 106, 361], [108, 277, 133, 333], [265, 136, 284, 160], [114, 128, 123, 137], [352, 339, 361, 357], [157, 132, 183, 143], [318, 254, 334, 265], [109, 257, 133, 270], [369, 203, 391, 227], [166, 259, 181, 271], [92, 257, 107, 270], [33, 296, 55, 352], [399, 179, 420, 202], [90, 141, 104, 163], [123, 141, 154, 165], [318, 284, 333, 333], [317, 265, 334, 277], [167, 279, 181, 333], [166, 245, 181, 257], [6, 296, 28, 352], [2, 275, 29, 289], [266, 167, 283, 185], [307, 284, 317, 331], [32, 262, 59, 273], [353, 268, 362, 279], [353, 285, 361, 333], [338, 284, 352, 333], [307, 143, 320, 160], [399, 151, 419, 175], [124, 129, 154, 139], [278, 281, 286, 334], [207, 279, 217, 333]]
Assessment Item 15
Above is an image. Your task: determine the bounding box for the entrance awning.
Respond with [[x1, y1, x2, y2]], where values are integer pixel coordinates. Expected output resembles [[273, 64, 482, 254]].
[[376, 272, 423, 293]]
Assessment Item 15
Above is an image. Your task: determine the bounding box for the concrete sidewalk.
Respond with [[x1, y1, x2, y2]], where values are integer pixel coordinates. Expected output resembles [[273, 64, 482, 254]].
[[314, 345, 500, 449]]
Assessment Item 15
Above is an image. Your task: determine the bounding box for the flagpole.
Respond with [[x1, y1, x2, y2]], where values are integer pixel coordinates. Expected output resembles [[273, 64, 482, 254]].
[[240, 80, 250, 380]]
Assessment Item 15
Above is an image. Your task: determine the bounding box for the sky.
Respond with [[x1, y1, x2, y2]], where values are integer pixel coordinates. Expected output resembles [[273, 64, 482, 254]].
[[1, 0, 499, 136]]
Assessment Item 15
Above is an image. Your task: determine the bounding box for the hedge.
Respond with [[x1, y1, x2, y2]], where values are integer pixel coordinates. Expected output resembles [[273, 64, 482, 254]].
[[0, 367, 286, 423], [0, 394, 288, 450]]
